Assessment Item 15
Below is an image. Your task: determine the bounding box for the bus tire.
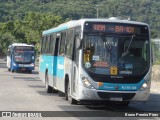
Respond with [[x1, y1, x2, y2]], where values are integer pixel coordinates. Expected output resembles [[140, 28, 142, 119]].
[[11, 70, 14, 73], [45, 72, 53, 93], [65, 76, 69, 101], [8, 68, 11, 71], [66, 81, 77, 104]]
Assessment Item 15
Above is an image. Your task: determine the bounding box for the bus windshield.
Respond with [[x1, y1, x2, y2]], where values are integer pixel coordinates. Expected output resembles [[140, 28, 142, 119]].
[[82, 34, 150, 76], [14, 50, 35, 63]]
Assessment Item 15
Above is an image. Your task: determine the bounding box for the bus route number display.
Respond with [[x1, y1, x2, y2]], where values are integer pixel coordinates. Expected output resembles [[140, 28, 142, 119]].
[[92, 24, 135, 34], [115, 26, 135, 33], [93, 24, 106, 32], [15, 46, 34, 50]]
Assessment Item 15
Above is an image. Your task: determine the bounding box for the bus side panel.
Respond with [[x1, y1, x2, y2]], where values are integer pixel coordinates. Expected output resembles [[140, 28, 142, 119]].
[[7, 56, 11, 69], [11, 54, 14, 70], [48, 56, 54, 87], [54, 56, 65, 92], [63, 57, 72, 91], [39, 55, 54, 87], [39, 55, 46, 83]]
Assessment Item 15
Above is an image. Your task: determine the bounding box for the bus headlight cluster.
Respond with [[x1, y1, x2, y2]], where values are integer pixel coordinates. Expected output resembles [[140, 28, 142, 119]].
[[31, 63, 35, 67], [140, 81, 149, 91], [81, 76, 95, 89], [13, 63, 17, 67]]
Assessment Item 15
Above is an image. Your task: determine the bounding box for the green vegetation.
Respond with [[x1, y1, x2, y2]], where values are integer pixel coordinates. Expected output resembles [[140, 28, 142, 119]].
[[0, 12, 63, 53], [0, 0, 160, 61], [152, 42, 160, 65]]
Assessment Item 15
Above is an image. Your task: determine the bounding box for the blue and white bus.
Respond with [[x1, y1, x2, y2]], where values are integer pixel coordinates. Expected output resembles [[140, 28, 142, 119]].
[[7, 43, 36, 73], [39, 18, 151, 106]]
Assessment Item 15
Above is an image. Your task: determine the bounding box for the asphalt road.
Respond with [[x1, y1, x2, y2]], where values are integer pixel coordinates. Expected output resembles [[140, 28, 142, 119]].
[[0, 59, 160, 120]]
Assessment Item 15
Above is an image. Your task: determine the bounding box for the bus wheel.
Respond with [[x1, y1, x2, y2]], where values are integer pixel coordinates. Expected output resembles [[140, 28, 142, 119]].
[[11, 70, 14, 73], [45, 73, 53, 93], [8, 68, 11, 71], [66, 81, 77, 104]]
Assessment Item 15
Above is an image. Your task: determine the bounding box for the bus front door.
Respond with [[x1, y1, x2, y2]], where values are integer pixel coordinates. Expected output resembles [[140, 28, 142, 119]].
[[53, 36, 60, 89]]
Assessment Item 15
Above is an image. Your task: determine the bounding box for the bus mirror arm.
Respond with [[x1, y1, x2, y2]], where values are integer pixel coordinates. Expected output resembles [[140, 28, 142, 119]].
[[76, 38, 82, 50]]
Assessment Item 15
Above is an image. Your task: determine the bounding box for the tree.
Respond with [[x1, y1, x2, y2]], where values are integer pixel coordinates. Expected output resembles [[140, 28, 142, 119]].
[[22, 12, 63, 45], [0, 32, 16, 54]]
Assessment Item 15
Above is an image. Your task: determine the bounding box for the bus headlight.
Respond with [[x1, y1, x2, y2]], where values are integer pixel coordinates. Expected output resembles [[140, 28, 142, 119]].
[[31, 63, 35, 67], [140, 81, 149, 91], [13, 63, 17, 67], [81, 76, 95, 89]]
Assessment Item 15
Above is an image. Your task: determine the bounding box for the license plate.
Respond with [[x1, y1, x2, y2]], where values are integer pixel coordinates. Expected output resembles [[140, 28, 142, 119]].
[[19, 64, 30, 67], [109, 97, 123, 101], [19, 64, 24, 67]]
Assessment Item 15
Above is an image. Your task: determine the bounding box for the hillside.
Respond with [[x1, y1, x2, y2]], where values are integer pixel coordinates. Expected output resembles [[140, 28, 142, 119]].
[[0, 0, 160, 53]]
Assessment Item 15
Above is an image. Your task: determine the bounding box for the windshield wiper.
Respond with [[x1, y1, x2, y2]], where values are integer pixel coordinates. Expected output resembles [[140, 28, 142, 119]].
[[123, 35, 135, 56]]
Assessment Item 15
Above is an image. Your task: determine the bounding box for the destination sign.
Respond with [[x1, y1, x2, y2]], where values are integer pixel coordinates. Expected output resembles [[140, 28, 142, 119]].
[[15, 46, 34, 50], [84, 22, 149, 35]]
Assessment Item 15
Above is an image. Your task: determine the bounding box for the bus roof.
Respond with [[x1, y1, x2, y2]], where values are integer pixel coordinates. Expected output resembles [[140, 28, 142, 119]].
[[43, 18, 148, 35], [9, 43, 34, 48]]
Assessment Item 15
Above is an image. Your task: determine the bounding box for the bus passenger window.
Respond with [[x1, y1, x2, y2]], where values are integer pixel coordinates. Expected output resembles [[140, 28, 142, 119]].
[[59, 32, 66, 56]]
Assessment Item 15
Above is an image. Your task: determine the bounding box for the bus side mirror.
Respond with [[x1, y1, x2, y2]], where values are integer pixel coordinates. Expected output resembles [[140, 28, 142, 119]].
[[76, 38, 82, 49]]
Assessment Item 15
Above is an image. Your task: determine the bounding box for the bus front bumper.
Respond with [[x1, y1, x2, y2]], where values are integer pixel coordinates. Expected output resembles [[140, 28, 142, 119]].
[[12, 63, 35, 71], [75, 85, 150, 102]]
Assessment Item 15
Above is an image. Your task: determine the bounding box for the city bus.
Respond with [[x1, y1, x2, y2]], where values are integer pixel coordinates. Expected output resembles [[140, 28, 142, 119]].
[[7, 43, 36, 73], [39, 18, 151, 106]]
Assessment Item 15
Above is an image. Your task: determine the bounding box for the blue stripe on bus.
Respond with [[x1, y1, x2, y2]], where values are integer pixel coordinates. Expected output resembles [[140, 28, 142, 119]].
[[39, 55, 53, 73], [39, 55, 64, 79], [98, 79, 145, 91], [53, 56, 64, 78], [43, 26, 68, 35]]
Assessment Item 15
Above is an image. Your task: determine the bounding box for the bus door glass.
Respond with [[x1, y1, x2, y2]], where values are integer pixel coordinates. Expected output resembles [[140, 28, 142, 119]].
[[53, 34, 60, 85], [66, 29, 76, 95], [71, 35, 79, 94]]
